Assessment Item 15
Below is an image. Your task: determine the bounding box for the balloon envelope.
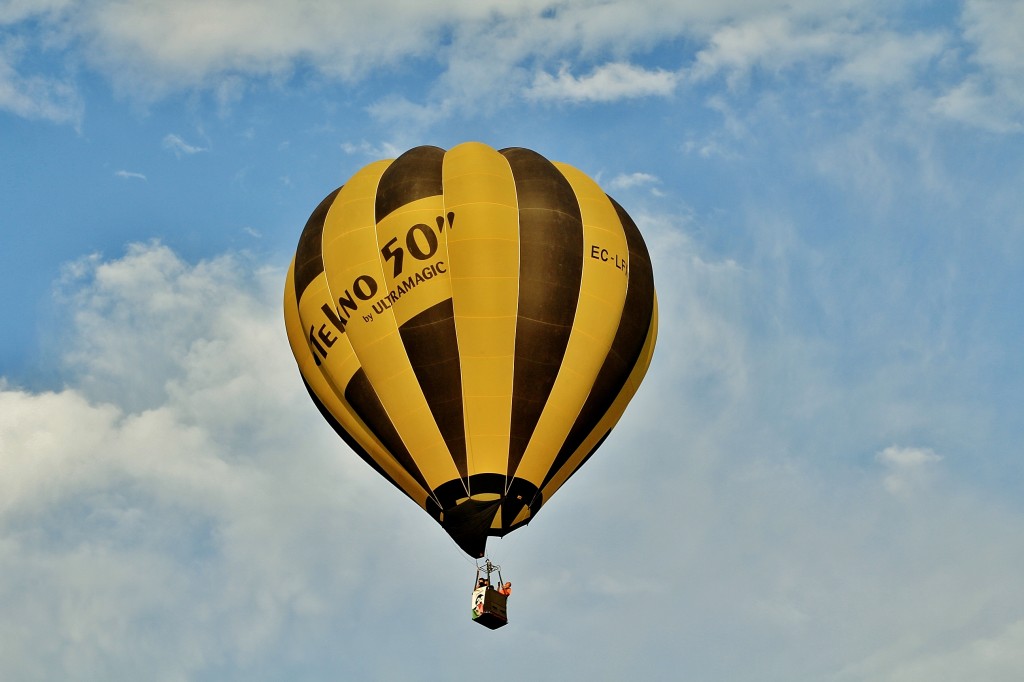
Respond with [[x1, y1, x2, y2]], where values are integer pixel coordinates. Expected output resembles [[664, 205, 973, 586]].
[[284, 142, 657, 557]]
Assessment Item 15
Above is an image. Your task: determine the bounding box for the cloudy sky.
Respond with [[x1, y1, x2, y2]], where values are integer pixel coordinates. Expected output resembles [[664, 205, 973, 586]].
[[2, 0, 1023, 679]]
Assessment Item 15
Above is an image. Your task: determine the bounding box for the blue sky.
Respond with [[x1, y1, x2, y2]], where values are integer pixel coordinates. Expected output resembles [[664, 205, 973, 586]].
[[2, 1, 1023, 679]]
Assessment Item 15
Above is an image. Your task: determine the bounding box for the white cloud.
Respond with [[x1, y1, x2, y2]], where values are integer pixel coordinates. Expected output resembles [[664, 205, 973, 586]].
[[962, 0, 1024, 78], [365, 94, 454, 136], [639, 211, 751, 411], [1, 0, 1020, 136], [608, 172, 659, 191], [0, 42, 82, 125], [0, 0, 75, 24], [877, 445, 942, 469], [340, 139, 402, 159], [830, 31, 947, 90], [933, 75, 1023, 133], [114, 169, 146, 180], [926, 0, 1023, 132], [861, 619, 1024, 682], [0, 242, 433, 679], [877, 445, 942, 495], [689, 12, 952, 97], [162, 133, 207, 157], [689, 14, 840, 86], [526, 62, 679, 103], [74, 0, 459, 95]]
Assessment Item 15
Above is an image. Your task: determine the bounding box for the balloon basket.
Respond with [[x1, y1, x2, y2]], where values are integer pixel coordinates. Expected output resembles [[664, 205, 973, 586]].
[[471, 589, 508, 629]]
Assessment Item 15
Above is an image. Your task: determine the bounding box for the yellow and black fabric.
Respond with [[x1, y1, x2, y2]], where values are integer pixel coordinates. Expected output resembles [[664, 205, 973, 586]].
[[284, 142, 658, 557]]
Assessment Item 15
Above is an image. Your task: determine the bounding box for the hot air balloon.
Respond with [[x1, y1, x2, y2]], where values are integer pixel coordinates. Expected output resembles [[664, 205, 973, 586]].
[[284, 142, 657, 560]]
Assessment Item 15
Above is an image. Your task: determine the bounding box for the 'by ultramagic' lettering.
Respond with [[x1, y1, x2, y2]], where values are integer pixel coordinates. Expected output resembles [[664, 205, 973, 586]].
[[371, 261, 447, 314]]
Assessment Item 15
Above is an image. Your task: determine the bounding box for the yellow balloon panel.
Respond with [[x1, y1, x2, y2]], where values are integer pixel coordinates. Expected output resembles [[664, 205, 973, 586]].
[[448, 276, 518, 317], [452, 316, 517, 358], [460, 355, 514, 396], [447, 237, 520, 278]]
